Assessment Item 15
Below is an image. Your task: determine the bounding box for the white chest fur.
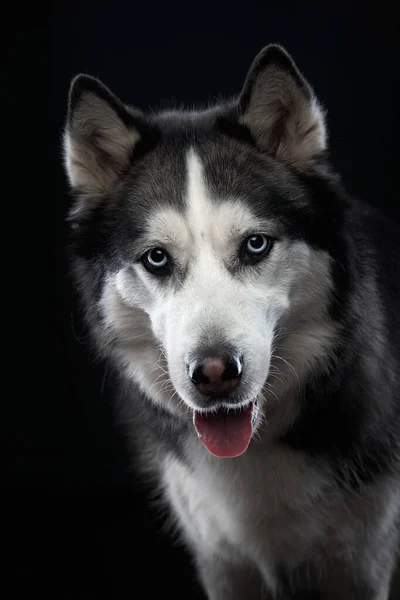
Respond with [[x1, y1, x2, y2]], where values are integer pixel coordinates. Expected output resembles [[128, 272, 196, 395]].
[[162, 438, 334, 571]]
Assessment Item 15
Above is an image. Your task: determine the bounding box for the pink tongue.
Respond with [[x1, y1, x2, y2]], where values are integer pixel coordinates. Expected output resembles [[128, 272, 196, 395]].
[[193, 404, 253, 458]]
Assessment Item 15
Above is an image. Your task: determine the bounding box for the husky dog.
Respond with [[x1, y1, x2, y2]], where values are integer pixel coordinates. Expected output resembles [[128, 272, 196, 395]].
[[64, 45, 400, 599]]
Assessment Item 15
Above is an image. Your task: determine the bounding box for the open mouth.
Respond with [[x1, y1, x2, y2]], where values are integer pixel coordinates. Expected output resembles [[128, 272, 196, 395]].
[[193, 402, 255, 459]]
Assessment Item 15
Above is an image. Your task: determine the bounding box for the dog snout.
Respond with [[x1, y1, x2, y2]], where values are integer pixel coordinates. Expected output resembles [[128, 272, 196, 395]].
[[188, 354, 243, 396]]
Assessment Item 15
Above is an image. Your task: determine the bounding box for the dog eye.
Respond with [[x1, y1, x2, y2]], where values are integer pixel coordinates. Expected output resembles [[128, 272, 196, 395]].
[[244, 234, 273, 260], [142, 248, 170, 274]]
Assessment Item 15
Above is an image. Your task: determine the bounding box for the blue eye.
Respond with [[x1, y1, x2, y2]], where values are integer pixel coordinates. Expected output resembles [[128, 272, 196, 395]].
[[245, 234, 272, 257], [142, 248, 170, 273]]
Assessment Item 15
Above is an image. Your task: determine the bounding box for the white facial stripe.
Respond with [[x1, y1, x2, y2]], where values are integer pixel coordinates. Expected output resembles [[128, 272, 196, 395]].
[[185, 148, 210, 241]]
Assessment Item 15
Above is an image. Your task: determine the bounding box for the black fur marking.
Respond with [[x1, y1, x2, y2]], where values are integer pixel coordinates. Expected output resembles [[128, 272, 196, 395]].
[[129, 124, 161, 162], [68, 196, 120, 262], [291, 167, 352, 323], [215, 115, 255, 145], [282, 355, 399, 488]]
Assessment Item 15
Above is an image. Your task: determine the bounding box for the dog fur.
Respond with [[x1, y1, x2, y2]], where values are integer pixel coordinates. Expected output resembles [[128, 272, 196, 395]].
[[64, 45, 400, 598]]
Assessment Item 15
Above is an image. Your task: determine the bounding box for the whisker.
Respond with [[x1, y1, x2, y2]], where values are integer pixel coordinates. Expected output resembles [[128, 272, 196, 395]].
[[267, 372, 284, 386], [262, 383, 279, 403], [147, 374, 170, 397], [271, 354, 300, 386], [118, 332, 149, 343]]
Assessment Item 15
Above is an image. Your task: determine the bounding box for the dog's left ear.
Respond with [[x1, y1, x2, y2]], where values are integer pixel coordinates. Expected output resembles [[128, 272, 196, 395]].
[[238, 45, 326, 163]]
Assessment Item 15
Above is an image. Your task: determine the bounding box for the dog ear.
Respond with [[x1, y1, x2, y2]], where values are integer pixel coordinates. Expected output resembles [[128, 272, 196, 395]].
[[238, 45, 326, 163], [64, 75, 143, 194]]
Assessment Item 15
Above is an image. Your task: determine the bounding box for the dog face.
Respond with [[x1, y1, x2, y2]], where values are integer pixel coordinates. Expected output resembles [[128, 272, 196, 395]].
[[64, 45, 341, 439]]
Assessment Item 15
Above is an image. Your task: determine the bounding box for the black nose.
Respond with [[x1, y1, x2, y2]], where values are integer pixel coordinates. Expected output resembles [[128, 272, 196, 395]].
[[189, 354, 243, 395]]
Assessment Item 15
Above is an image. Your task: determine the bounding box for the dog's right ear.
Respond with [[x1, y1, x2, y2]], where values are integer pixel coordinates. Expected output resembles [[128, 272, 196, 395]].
[[64, 75, 144, 194]]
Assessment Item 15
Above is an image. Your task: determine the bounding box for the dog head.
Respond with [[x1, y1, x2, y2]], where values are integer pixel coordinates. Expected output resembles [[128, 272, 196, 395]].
[[64, 45, 343, 455]]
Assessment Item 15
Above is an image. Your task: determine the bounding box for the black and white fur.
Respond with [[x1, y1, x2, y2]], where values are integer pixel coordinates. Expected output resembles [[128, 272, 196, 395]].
[[64, 45, 400, 598]]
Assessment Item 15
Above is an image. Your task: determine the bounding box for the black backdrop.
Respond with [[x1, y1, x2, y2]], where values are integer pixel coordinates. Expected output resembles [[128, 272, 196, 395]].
[[4, 2, 399, 598]]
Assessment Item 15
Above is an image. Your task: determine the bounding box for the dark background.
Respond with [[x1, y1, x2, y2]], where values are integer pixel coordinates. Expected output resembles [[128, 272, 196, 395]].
[[4, 1, 399, 598]]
